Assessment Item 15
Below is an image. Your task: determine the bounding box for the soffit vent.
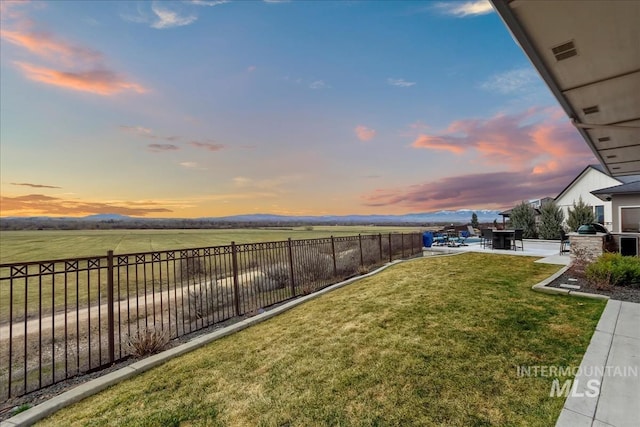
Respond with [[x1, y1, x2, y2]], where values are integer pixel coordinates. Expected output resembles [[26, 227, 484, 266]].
[[598, 136, 611, 142], [606, 155, 617, 159], [612, 166, 621, 170], [551, 40, 577, 61], [583, 105, 600, 115]]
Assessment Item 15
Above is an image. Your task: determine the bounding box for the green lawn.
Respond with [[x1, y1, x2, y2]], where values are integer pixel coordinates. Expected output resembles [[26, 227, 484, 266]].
[[40, 253, 604, 426], [0, 226, 421, 264]]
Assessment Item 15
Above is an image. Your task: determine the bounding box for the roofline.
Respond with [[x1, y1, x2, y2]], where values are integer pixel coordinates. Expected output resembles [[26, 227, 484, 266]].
[[489, 0, 610, 173], [554, 165, 620, 201]]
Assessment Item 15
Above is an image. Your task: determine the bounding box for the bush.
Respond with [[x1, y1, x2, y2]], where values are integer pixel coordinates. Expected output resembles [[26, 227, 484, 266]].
[[188, 286, 214, 319], [510, 201, 538, 238], [180, 255, 206, 281], [538, 201, 565, 240], [126, 327, 169, 357], [263, 263, 291, 290], [585, 253, 640, 287], [567, 196, 595, 232]]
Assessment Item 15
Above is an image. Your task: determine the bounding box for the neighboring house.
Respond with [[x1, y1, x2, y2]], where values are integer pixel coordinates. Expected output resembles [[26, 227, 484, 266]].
[[499, 197, 554, 227], [554, 165, 640, 230]]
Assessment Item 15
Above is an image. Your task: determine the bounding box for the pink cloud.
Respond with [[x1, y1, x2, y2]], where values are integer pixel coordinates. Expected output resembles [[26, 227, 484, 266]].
[[410, 108, 594, 170], [15, 62, 146, 95], [0, 29, 102, 65], [412, 135, 465, 154], [361, 165, 589, 211], [1, 16, 146, 96], [355, 125, 376, 142], [369, 107, 598, 211]]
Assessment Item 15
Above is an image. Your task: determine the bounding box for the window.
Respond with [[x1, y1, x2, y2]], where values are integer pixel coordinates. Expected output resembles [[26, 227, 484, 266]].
[[594, 205, 605, 224], [620, 207, 640, 232]]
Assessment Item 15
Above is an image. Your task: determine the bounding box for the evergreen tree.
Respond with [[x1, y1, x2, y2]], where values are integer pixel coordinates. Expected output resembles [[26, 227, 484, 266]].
[[538, 201, 565, 239], [510, 201, 538, 238], [567, 197, 595, 232], [471, 212, 479, 229]]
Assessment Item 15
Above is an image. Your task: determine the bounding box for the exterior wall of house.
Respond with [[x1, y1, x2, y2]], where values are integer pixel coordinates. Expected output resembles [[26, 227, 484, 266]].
[[555, 167, 621, 230], [611, 194, 640, 233]]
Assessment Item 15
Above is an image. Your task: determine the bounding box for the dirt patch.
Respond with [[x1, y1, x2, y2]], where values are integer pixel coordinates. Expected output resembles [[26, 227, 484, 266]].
[[544, 269, 640, 303]]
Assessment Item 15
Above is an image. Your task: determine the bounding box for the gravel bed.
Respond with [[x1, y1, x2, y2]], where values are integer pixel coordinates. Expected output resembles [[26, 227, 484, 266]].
[[545, 270, 640, 303]]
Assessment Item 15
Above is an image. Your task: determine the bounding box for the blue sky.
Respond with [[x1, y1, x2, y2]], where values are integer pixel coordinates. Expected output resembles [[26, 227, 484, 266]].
[[0, 0, 595, 217]]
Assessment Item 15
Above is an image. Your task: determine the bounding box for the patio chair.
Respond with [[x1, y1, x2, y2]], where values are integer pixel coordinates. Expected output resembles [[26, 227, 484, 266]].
[[560, 230, 570, 254], [480, 228, 493, 249], [512, 229, 524, 251], [433, 232, 446, 246]]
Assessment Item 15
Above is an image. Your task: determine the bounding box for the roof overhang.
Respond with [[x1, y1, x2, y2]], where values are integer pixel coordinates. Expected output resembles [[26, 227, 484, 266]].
[[490, 0, 640, 177]]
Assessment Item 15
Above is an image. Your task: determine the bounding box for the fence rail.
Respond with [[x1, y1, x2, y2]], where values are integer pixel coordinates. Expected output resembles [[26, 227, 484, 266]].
[[0, 232, 422, 401]]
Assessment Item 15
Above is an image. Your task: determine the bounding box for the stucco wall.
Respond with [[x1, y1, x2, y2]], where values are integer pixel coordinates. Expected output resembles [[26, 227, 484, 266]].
[[555, 167, 620, 229], [612, 194, 640, 233]]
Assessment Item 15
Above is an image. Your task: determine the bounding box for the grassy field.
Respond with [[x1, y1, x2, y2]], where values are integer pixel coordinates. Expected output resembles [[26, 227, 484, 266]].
[[0, 226, 422, 264], [40, 253, 605, 426]]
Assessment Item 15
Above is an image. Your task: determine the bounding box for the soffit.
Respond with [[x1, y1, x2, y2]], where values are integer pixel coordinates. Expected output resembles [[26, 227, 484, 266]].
[[491, 0, 640, 177]]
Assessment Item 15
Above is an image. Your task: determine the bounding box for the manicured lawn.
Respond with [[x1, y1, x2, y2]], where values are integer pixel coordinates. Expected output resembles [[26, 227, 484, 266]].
[[0, 226, 420, 263], [40, 253, 605, 426]]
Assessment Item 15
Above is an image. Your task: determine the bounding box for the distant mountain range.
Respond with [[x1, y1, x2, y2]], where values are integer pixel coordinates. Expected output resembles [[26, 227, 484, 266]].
[[4, 210, 502, 224]]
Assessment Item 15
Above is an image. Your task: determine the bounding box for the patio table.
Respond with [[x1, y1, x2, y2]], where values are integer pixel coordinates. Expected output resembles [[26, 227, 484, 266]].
[[492, 230, 515, 250]]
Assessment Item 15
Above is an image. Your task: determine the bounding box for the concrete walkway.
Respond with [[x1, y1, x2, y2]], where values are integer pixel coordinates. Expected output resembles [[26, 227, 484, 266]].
[[556, 300, 640, 427]]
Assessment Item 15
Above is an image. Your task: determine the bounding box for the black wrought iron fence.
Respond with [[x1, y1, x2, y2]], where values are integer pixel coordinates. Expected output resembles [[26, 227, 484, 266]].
[[0, 232, 422, 401]]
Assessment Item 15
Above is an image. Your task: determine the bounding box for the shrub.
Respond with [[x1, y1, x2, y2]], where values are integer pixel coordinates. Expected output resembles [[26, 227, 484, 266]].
[[180, 255, 206, 281], [585, 253, 640, 287], [126, 326, 169, 357], [567, 196, 595, 232], [510, 201, 538, 238], [263, 263, 291, 290], [568, 246, 590, 276], [188, 286, 214, 319], [538, 201, 565, 240]]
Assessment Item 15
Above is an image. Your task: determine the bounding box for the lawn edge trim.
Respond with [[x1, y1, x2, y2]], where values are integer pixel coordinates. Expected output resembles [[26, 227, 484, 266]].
[[2, 256, 439, 427]]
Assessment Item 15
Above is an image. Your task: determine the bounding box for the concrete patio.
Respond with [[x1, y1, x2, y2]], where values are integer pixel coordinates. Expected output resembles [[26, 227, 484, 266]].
[[423, 239, 571, 265]]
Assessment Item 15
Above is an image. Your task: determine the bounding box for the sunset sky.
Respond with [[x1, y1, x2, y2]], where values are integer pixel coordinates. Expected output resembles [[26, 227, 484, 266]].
[[0, 0, 596, 218]]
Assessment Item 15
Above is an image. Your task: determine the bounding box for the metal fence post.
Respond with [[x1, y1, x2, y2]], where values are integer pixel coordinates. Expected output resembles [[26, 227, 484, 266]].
[[388, 233, 392, 262], [287, 238, 296, 297], [231, 242, 241, 316], [331, 236, 337, 276], [107, 250, 115, 364], [358, 234, 364, 267], [378, 233, 383, 261], [401, 233, 405, 258]]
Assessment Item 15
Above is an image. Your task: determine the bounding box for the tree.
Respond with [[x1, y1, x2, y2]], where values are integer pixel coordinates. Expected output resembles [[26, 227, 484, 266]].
[[567, 196, 595, 232], [538, 201, 565, 239], [510, 201, 538, 238], [471, 212, 479, 229]]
